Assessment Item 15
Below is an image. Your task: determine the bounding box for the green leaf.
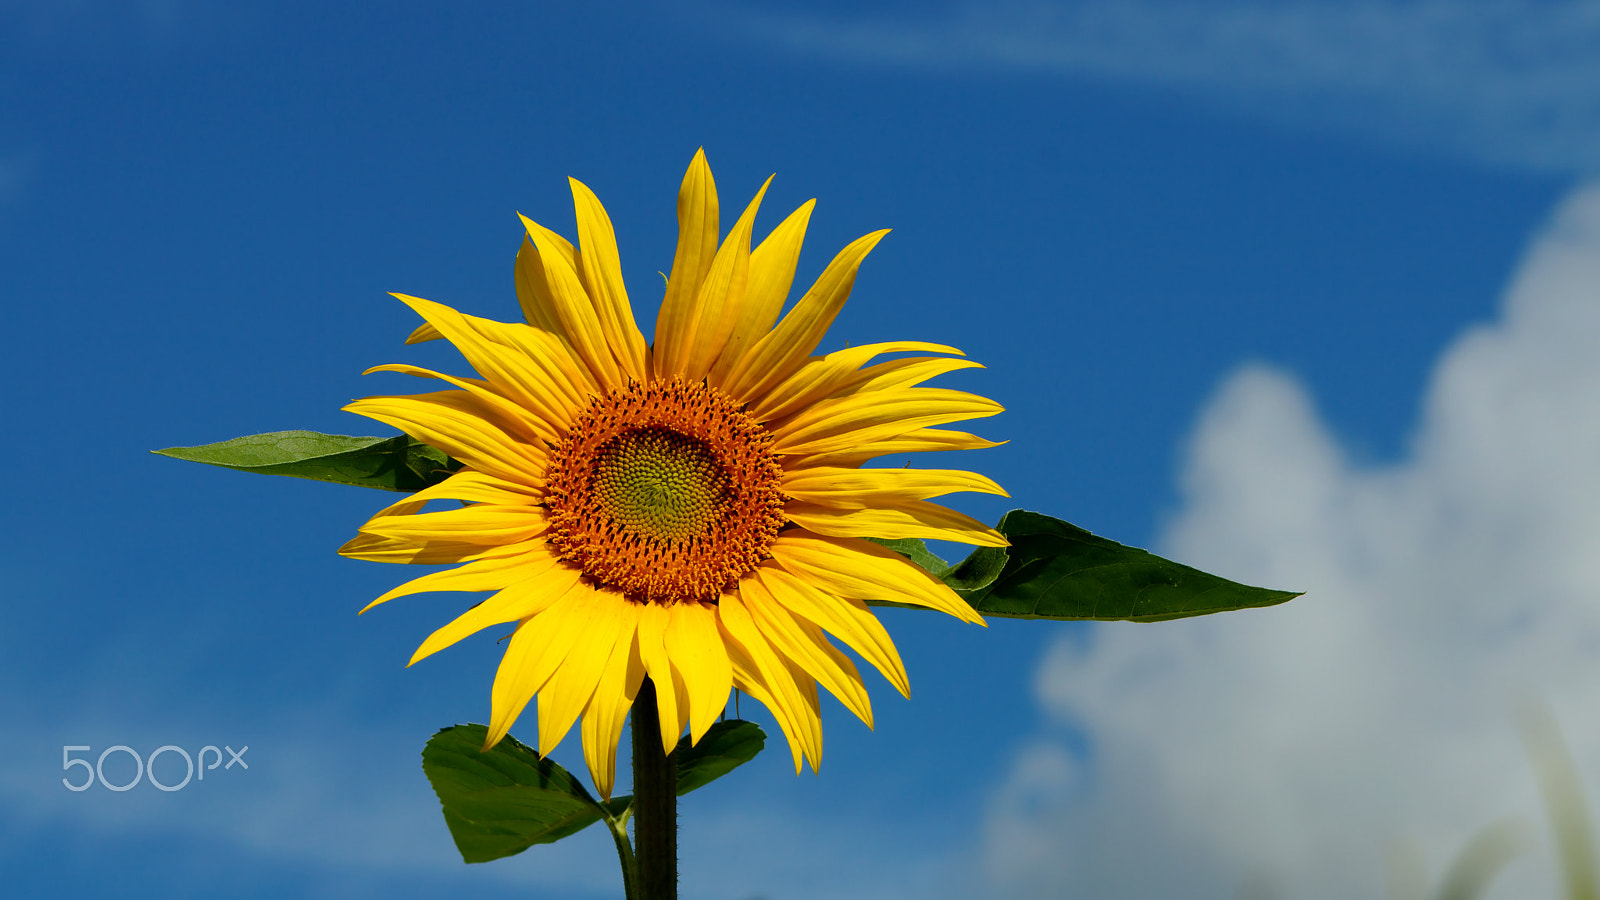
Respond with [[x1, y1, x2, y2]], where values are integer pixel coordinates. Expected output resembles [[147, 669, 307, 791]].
[[871, 509, 1300, 622], [421, 721, 766, 864], [421, 724, 609, 864], [672, 720, 765, 796], [154, 430, 460, 492], [865, 537, 1008, 594], [606, 720, 767, 818]]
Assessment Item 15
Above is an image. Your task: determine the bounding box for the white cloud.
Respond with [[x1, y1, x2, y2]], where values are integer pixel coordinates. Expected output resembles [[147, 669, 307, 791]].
[[731, 0, 1600, 174], [984, 183, 1600, 897]]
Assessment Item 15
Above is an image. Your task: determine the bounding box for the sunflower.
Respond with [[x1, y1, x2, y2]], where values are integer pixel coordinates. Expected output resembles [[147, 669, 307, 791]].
[[341, 150, 1007, 798]]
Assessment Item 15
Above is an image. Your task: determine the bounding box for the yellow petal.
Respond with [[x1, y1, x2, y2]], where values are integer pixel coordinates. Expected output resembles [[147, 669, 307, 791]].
[[779, 655, 822, 769], [842, 356, 984, 396], [663, 600, 732, 744], [753, 566, 910, 697], [675, 174, 774, 377], [707, 199, 816, 387], [339, 472, 546, 573], [749, 341, 963, 422], [488, 319, 602, 409], [352, 494, 428, 522], [769, 388, 1003, 457], [741, 577, 873, 728], [393, 469, 544, 507], [772, 532, 986, 625], [718, 594, 821, 772], [637, 602, 690, 757], [569, 177, 648, 381], [359, 539, 553, 614], [784, 500, 1009, 547], [484, 581, 596, 749], [356, 503, 547, 546], [723, 658, 796, 769], [407, 322, 443, 344], [782, 466, 1008, 510], [519, 213, 625, 390], [389, 293, 594, 432], [722, 228, 890, 403], [363, 362, 560, 446], [789, 427, 1004, 469], [580, 626, 645, 800], [338, 535, 482, 565], [513, 232, 576, 338], [654, 149, 720, 378], [409, 556, 581, 665], [339, 513, 525, 566], [537, 588, 633, 757], [344, 391, 546, 487]]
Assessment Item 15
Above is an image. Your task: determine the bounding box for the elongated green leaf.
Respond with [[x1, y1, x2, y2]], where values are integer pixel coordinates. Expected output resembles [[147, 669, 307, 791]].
[[422, 725, 609, 863], [870, 509, 1299, 622], [154, 430, 460, 492], [673, 720, 765, 796], [422, 721, 765, 864]]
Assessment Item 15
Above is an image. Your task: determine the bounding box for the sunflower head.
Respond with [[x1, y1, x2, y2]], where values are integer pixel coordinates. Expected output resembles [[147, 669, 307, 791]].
[[341, 150, 1007, 799]]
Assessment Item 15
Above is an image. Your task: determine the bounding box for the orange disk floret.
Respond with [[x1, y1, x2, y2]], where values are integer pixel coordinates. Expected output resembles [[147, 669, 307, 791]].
[[543, 376, 786, 604]]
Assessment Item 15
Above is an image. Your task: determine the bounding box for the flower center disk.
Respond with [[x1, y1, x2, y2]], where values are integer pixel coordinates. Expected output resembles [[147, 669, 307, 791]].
[[544, 377, 785, 605], [592, 428, 725, 540]]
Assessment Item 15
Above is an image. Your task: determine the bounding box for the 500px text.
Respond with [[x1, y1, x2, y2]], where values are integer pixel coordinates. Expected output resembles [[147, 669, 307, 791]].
[[62, 745, 249, 791]]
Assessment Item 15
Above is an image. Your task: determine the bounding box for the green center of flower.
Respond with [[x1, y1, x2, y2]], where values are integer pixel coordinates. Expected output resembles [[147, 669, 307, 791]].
[[591, 427, 728, 541]]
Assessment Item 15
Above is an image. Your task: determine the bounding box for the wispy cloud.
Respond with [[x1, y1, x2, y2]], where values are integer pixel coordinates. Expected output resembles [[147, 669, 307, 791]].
[[731, 0, 1600, 174], [985, 182, 1600, 897]]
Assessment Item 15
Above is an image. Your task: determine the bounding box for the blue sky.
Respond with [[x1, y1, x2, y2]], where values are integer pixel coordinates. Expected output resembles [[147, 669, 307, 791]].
[[6, 2, 1600, 898]]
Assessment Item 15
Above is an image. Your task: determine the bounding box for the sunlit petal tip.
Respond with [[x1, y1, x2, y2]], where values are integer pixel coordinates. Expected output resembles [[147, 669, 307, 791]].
[[406, 323, 443, 344], [567, 176, 649, 380]]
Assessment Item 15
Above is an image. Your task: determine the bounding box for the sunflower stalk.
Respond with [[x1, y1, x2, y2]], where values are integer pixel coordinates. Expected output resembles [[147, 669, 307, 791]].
[[632, 678, 679, 900]]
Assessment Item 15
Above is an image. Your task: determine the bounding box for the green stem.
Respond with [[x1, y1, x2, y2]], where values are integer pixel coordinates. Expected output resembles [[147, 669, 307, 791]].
[[633, 678, 678, 900], [606, 810, 640, 900]]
